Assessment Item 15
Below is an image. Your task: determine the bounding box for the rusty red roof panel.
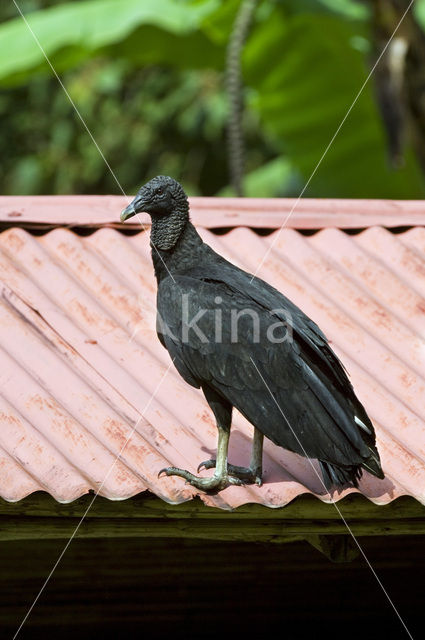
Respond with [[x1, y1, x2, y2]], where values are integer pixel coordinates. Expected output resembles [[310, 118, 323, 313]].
[[0, 200, 424, 509], [2, 195, 425, 229]]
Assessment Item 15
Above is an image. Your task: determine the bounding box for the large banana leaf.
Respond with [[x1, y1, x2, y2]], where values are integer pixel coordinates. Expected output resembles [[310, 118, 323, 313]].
[[244, 6, 425, 198], [0, 0, 222, 86], [2, 0, 424, 199]]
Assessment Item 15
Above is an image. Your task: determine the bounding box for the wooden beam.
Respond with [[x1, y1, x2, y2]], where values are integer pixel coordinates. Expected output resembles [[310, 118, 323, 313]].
[[0, 493, 423, 541], [1, 491, 424, 519]]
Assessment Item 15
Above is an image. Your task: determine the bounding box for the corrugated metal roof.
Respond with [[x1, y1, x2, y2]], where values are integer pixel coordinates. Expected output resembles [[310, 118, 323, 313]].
[[2, 195, 425, 229], [0, 204, 424, 509]]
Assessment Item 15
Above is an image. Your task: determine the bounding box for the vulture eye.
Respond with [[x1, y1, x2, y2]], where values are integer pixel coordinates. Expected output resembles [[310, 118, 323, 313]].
[[156, 187, 163, 196]]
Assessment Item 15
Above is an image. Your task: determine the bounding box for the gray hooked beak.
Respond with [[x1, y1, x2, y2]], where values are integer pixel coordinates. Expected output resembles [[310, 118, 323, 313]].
[[120, 201, 137, 222], [121, 187, 150, 222]]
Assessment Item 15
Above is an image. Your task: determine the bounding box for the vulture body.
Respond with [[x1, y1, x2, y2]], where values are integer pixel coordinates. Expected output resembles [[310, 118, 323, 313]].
[[121, 176, 384, 492]]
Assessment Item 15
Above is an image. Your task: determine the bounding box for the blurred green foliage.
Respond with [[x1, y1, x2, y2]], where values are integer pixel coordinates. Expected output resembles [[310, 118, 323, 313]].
[[1, 0, 425, 198]]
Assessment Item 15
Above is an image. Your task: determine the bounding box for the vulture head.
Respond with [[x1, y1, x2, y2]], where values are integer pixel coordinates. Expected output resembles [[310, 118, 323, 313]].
[[121, 175, 189, 222]]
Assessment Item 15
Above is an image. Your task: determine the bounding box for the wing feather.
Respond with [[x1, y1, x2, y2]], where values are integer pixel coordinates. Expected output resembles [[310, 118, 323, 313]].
[[156, 265, 379, 470]]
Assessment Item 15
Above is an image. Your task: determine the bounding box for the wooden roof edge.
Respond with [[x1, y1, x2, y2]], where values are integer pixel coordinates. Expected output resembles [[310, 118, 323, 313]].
[[0, 492, 423, 542], [1, 195, 425, 229]]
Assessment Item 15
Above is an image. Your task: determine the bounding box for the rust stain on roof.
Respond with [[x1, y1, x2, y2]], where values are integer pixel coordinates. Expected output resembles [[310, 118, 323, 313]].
[[0, 199, 424, 509]]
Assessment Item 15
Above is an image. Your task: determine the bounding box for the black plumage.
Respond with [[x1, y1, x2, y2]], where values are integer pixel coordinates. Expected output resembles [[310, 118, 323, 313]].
[[121, 176, 384, 492]]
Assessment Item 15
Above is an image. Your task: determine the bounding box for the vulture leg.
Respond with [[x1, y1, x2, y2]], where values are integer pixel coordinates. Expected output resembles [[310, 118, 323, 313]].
[[199, 428, 264, 486], [158, 386, 243, 491]]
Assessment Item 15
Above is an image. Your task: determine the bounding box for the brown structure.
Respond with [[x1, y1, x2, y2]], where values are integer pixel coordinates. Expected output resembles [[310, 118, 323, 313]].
[[0, 197, 424, 638]]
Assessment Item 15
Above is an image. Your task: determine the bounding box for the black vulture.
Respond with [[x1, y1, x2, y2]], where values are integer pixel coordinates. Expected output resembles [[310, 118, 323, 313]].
[[121, 176, 384, 492]]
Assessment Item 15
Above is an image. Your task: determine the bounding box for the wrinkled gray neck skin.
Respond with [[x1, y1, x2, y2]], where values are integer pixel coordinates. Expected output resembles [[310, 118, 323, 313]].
[[150, 186, 189, 252], [150, 192, 209, 282], [150, 209, 187, 252]]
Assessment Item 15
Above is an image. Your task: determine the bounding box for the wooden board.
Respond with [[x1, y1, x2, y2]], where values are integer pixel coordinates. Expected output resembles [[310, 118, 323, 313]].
[[1, 492, 424, 541]]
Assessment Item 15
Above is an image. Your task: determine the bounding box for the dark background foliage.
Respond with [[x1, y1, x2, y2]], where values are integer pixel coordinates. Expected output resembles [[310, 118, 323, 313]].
[[1, 0, 425, 198]]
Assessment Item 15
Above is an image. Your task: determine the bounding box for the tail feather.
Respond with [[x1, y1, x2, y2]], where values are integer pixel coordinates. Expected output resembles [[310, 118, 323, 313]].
[[319, 448, 384, 491], [319, 460, 363, 491], [362, 449, 385, 480]]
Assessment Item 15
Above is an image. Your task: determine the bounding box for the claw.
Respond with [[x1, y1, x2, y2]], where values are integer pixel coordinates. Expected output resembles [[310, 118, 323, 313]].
[[197, 458, 216, 473], [221, 463, 263, 486], [157, 464, 238, 492], [157, 462, 262, 492], [158, 466, 180, 478]]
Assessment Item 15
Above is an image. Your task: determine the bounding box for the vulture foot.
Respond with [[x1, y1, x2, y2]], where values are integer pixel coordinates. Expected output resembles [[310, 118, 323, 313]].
[[197, 459, 263, 486], [158, 466, 244, 491]]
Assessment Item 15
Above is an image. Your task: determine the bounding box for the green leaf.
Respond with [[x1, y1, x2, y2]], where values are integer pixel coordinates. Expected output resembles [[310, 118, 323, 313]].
[[200, 0, 240, 45], [0, 0, 222, 85], [218, 157, 296, 197], [315, 0, 369, 20], [414, 0, 425, 30], [244, 8, 425, 198]]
